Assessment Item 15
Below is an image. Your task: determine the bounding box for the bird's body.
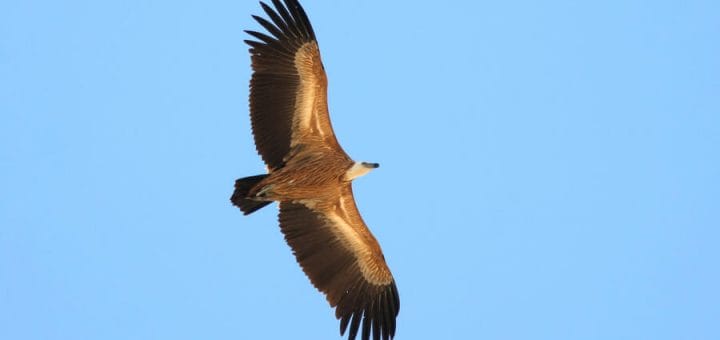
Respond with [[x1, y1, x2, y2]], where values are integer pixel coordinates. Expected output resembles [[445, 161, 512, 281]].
[[249, 143, 352, 202], [230, 1, 399, 340]]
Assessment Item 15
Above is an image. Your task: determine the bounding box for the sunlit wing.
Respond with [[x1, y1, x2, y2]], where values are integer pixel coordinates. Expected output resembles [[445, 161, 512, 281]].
[[245, 0, 344, 171], [278, 184, 399, 340]]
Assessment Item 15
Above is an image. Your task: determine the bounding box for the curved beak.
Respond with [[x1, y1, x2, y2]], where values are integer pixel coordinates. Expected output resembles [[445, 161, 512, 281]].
[[362, 162, 380, 169]]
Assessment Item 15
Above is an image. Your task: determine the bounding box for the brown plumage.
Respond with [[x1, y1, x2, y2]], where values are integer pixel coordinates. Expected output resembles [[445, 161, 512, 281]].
[[230, 1, 399, 340]]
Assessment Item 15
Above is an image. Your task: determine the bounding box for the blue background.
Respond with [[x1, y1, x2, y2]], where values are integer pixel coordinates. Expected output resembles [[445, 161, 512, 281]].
[[2, 1, 718, 339]]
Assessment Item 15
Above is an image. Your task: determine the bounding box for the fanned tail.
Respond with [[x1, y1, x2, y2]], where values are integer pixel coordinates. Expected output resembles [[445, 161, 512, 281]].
[[231, 174, 271, 215]]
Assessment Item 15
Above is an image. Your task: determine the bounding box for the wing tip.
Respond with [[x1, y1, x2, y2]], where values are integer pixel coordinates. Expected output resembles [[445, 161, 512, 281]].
[[252, 0, 316, 43], [337, 280, 399, 340]]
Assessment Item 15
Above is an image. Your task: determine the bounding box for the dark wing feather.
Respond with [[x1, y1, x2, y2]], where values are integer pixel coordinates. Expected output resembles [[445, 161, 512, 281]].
[[278, 196, 399, 340], [246, 0, 341, 170]]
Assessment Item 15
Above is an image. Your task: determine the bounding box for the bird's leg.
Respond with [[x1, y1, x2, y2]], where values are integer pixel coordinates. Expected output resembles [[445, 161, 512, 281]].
[[254, 184, 275, 200]]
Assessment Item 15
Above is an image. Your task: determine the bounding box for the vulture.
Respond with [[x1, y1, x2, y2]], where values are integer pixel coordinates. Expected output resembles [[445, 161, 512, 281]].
[[230, 1, 399, 340]]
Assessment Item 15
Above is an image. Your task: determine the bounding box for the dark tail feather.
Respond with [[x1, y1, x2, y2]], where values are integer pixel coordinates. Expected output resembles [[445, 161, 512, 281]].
[[231, 174, 271, 215]]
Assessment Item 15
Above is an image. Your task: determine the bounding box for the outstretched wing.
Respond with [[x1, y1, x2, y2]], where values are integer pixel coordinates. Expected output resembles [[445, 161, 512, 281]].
[[278, 184, 399, 340], [245, 0, 343, 171]]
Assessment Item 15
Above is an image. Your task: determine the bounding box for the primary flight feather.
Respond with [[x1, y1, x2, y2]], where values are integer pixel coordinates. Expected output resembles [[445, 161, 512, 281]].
[[230, 1, 399, 340]]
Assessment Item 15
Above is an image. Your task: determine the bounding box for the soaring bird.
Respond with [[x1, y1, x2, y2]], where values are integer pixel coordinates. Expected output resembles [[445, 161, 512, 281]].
[[230, 1, 399, 340]]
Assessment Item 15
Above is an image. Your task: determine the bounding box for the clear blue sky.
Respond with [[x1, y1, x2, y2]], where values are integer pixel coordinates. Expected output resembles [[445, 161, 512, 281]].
[[2, 1, 719, 339]]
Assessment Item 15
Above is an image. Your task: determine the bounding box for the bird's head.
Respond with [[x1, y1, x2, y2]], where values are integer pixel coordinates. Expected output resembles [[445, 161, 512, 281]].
[[345, 161, 379, 181]]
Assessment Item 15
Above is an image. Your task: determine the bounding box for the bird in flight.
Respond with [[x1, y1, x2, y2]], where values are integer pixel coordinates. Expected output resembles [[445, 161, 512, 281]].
[[230, 1, 399, 340]]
